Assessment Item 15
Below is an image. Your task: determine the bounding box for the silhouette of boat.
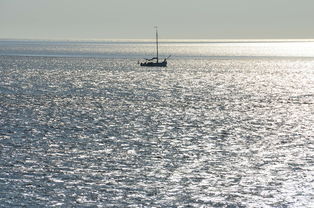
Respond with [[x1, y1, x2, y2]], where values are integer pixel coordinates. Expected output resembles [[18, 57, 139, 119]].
[[139, 27, 170, 67]]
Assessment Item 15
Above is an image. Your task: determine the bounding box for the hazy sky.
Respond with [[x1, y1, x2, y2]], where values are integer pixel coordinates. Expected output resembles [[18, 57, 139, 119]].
[[1, 0, 314, 39]]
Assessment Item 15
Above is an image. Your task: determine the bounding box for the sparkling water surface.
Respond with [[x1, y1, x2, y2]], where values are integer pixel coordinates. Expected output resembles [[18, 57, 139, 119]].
[[1, 40, 314, 207]]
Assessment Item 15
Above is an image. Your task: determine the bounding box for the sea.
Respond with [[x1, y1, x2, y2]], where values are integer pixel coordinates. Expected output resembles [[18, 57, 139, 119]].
[[0, 39, 314, 207]]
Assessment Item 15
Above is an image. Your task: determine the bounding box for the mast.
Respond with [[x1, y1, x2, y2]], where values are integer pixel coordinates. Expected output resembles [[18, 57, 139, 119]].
[[155, 26, 159, 63]]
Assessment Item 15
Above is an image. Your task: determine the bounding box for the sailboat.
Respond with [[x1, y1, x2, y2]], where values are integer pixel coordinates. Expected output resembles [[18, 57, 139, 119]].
[[139, 27, 170, 67]]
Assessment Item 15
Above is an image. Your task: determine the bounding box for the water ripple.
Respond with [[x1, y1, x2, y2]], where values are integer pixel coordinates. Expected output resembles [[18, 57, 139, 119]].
[[1, 55, 314, 207]]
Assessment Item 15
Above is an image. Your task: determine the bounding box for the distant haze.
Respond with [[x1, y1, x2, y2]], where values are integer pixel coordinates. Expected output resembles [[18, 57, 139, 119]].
[[1, 0, 314, 39]]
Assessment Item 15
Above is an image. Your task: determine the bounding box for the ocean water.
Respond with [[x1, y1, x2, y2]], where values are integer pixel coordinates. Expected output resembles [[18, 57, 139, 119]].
[[0, 39, 314, 207]]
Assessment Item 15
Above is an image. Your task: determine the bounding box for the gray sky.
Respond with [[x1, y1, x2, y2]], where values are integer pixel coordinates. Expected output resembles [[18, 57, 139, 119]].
[[1, 0, 314, 39]]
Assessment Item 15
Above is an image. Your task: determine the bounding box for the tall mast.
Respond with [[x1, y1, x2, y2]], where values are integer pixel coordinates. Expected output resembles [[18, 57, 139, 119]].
[[155, 26, 159, 63]]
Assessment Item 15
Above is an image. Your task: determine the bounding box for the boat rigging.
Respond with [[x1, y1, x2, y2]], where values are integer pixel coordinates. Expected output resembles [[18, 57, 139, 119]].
[[139, 27, 170, 67]]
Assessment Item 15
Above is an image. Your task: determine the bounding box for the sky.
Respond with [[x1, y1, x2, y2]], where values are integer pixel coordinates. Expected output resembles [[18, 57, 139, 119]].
[[1, 0, 314, 40]]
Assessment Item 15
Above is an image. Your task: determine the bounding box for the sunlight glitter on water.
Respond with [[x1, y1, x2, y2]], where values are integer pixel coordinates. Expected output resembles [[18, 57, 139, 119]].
[[2, 39, 314, 58], [0, 40, 314, 207]]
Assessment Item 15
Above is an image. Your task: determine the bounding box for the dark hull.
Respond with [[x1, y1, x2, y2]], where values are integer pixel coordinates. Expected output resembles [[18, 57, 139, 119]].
[[140, 61, 167, 67]]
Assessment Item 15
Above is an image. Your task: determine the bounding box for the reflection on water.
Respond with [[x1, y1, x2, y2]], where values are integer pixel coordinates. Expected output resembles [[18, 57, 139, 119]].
[[0, 41, 314, 207], [2, 39, 314, 58]]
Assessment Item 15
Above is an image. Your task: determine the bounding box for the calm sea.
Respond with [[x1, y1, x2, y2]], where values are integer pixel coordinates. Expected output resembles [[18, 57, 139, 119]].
[[0, 39, 314, 207]]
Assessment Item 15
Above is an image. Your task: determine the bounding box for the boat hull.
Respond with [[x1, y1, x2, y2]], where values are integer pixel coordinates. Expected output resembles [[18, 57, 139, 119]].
[[140, 61, 167, 67]]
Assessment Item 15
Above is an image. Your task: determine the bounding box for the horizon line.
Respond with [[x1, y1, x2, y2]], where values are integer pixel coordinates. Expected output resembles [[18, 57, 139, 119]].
[[1, 38, 314, 43]]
